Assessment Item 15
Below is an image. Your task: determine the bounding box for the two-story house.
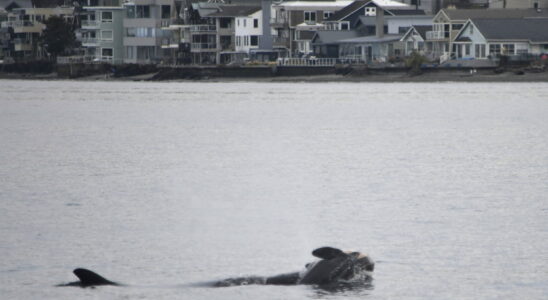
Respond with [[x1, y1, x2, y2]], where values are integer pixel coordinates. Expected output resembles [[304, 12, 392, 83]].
[[271, 0, 352, 56]]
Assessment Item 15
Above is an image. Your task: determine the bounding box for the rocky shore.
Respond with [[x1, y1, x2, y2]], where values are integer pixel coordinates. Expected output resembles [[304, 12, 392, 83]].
[[1, 63, 547, 83]]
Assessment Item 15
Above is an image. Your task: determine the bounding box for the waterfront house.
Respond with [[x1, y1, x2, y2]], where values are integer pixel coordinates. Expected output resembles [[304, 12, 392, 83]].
[[452, 18, 548, 60], [323, 0, 411, 31], [79, 0, 124, 64], [1, 0, 74, 61], [426, 8, 548, 62], [122, 0, 174, 64], [399, 25, 431, 56], [310, 29, 358, 57], [270, 0, 352, 56]]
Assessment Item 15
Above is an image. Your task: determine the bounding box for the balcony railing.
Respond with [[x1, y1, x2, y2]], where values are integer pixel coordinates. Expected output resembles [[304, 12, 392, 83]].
[[12, 38, 31, 45], [81, 20, 100, 28], [191, 43, 216, 50], [273, 36, 289, 46], [189, 25, 216, 32], [80, 37, 98, 45], [1, 20, 35, 27], [277, 57, 337, 67], [270, 17, 288, 27], [426, 31, 446, 40]]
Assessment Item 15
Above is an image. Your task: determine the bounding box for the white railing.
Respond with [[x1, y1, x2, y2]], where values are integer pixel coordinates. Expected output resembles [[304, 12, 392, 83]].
[[426, 30, 445, 40], [81, 20, 100, 28], [189, 25, 216, 32], [270, 17, 288, 25], [1, 20, 36, 28], [277, 57, 337, 67], [80, 37, 98, 44]]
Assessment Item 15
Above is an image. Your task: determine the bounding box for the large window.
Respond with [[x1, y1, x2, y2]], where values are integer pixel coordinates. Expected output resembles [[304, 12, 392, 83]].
[[304, 11, 316, 23], [101, 11, 112, 22], [475, 44, 486, 58], [101, 48, 113, 57], [161, 5, 170, 19], [136, 5, 150, 18], [502, 44, 514, 55], [250, 35, 258, 46], [489, 44, 501, 56], [323, 11, 333, 19]]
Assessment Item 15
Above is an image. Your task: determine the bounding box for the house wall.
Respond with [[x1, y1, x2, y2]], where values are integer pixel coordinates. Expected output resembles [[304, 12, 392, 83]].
[[489, 0, 548, 8], [387, 16, 432, 34], [235, 10, 262, 53]]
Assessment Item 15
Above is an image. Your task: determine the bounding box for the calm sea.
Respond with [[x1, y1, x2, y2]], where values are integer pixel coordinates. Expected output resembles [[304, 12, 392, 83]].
[[1, 80, 547, 299]]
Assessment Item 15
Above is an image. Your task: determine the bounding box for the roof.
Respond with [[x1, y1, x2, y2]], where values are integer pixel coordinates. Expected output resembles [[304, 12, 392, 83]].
[[312, 29, 359, 44], [326, 0, 414, 21], [31, 0, 65, 8], [276, 0, 353, 10], [356, 14, 430, 26], [388, 9, 425, 16], [338, 33, 402, 43], [441, 8, 548, 21], [207, 5, 260, 17], [411, 25, 431, 39], [470, 18, 548, 42], [0, 0, 32, 10]]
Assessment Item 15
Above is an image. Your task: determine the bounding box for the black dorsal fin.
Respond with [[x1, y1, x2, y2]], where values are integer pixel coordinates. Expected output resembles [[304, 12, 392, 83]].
[[73, 268, 117, 286], [312, 247, 346, 260]]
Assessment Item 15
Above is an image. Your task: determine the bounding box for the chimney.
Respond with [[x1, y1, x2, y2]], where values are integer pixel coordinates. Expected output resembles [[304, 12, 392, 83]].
[[259, 0, 273, 50], [375, 6, 384, 38]]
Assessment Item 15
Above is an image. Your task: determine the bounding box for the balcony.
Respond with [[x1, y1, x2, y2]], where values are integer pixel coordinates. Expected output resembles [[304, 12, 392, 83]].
[[270, 17, 288, 28], [426, 30, 447, 40], [81, 37, 98, 46], [81, 20, 100, 29], [161, 38, 180, 49], [273, 37, 289, 47], [190, 43, 217, 52], [13, 38, 32, 51], [189, 25, 216, 33], [2, 20, 43, 33]]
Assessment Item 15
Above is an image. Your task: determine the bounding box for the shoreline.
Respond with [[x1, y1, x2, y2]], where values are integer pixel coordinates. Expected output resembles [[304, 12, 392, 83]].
[[1, 69, 548, 83]]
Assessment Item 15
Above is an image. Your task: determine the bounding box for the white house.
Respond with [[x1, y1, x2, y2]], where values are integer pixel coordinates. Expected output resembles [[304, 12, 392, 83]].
[[235, 8, 262, 54], [452, 18, 548, 60]]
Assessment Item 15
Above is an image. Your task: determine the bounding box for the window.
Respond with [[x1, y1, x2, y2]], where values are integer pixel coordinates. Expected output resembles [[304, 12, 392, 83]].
[[126, 5, 135, 18], [161, 5, 171, 19], [411, 0, 421, 5], [237, 19, 240, 26], [101, 11, 112, 22], [502, 44, 514, 55], [126, 46, 134, 59], [304, 11, 316, 23], [101, 30, 113, 40], [469, 24, 473, 34], [136, 5, 150, 18], [475, 44, 486, 58], [323, 11, 332, 19], [489, 44, 501, 56], [464, 44, 470, 56], [253, 18, 258, 28], [126, 28, 136, 37], [101, 48, 113, 57], [243, 19, 247, 27], [340, 22, 349, 30], [365, 7, 376, 16], [250, 35, 258, 46]]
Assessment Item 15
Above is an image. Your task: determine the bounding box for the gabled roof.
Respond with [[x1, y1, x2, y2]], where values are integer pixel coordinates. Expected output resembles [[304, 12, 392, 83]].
[[469, 18, 548, 43], [0, 0, 32, 10], [388, 9, 425, 16], [207, 5, 260, 17], [441, 8, 548, 21], [326, 0, 415, 21], [311, 29, 359, 45], [400, 24, 431, 41]]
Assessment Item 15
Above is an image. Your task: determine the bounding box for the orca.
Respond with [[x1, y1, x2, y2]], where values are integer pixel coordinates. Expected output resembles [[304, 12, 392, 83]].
[[215, 247, 374, 287], [57, 268, 120, 287], [58, 247, 374, 288]]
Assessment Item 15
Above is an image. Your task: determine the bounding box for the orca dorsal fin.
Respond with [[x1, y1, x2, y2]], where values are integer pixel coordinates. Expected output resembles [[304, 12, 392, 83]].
[[312, 247, 346, 260], [73, 268, 117, 286]]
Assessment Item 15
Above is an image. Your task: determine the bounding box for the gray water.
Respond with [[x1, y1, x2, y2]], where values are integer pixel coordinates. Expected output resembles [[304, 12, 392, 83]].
[[1, 80, 547, 299]]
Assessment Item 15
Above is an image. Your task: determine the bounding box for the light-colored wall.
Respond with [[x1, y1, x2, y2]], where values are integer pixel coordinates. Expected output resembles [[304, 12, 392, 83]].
[[387, 16, 433, 34], [235, 10, 262, 53]]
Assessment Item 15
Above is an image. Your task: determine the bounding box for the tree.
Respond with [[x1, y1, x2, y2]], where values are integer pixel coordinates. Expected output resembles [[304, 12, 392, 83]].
[[40, 16, 77, 60]]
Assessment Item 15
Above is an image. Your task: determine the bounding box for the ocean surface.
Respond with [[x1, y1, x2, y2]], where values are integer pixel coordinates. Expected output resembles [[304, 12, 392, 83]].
[[1, 79, 547, 299]]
